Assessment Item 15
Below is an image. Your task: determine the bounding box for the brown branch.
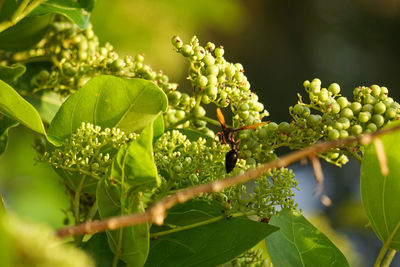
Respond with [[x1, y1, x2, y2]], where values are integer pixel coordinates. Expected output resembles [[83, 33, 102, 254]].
[[55, 124, 400, 238], [309, 153, 324, 196], [373, 138, 389, 176]]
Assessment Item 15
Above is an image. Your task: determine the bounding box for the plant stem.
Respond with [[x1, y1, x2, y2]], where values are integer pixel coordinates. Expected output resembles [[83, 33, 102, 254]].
[[382, 249, 397, 267], [165, 115, 193, 131], [74, 175, 87, 225], [0, 0, 45, 33]]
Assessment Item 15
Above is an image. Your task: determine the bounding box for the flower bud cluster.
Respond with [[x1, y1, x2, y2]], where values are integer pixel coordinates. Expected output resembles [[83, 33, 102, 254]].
[[42, 122, 136, 179], [153, 130, 298, 217]]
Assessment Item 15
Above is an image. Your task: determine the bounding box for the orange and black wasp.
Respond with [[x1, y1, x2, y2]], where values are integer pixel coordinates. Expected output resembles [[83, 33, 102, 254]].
[[214, 108, 266, 173]]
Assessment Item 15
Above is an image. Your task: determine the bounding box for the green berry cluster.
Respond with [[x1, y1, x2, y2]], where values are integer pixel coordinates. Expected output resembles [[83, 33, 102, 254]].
[[171, 35, 269, 128], [252, 79, 400, 166], [43, 122, 136, 184], [153, 130, 298, 218], [1, 16, 178, 97]]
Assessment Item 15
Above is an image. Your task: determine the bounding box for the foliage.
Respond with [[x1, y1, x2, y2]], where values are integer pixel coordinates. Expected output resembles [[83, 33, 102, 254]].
[[0, 1, 400, 266]]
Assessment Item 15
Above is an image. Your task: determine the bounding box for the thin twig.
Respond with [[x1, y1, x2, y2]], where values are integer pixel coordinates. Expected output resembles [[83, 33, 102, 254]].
[[373, 138, 389, 176], [309, 153, 324, 196], [55, 124, 400, 238]]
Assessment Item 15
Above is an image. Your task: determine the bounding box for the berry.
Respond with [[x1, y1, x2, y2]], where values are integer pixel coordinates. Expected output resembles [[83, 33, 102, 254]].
[[171, 35, 183, 49], [328, 129, 340, 140], [351, 124, 363, 135], [358, 111, 371, 123], [181, 44, 194, 57], [203, 54, 215, 66], [328, 83, 340, 95], [374, 102, 386, 115], [214, 46, 225, 57]]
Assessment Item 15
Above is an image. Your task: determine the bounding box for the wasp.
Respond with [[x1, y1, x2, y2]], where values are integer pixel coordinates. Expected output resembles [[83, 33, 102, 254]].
[[214, 108, 266, 173]]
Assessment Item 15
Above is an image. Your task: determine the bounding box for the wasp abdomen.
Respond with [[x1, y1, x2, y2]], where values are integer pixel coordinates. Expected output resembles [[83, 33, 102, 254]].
[[225, 149, 238, 173]]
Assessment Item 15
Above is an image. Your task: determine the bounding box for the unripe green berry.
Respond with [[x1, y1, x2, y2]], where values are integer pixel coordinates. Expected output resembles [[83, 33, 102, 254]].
[[381, 87, 389, 96], [267, 122, 278, 132], [350, 102, 362, 114], [206, 65, 219, 76], [179, 93, 190, 107], [337, 97, 349, 109], [303, 80, 310, 89], [319, 89, 329, 102], [191, 106, 206, 118], [385, 108, 397, 119], [363, 95, 376, 105], [203, 54, 215, 66], [358, 111, 371, 123], [111, 58, 126, 71], [206, 42, 215, 51], [367, 123, 377, 132], [334, 122, 343, 130], [63, 62, 76, 76], [362, 104, 374, 113], [258, 127, 268, 138], [331, 102, 341, 114], [240, 103, 250, 111], [175, 110, 186, 120], [235, 63, 244, 72], [135, 53, 145, 62], [372, 114, 385, 127], [181, 44, 194, 57], [328, 129, 340, 140], [38, 69, 50, 80], [371, 85, 381, 97], [328, 83, 341, 95], [351, 124, 363, 135], [225, 64, 236, 78], [293, 104, 304, 116], [214, 46, 224, 57], [171, 35, 183, 49], [205, 85, 218, 99], [194, 46, 205, 60], [341, 108, 354, 119], [202, 95, 211, 104], [340, 130, 349, 139], [167, 91, 181, 106], [374, 102, 386, 115], [239, 110, 250, 119], [206, 75, 218, 85], [197, 75, 208, 87], [278, 122, 291, 133], [307, 114, 322, 126], [338, 117, 350, 129]]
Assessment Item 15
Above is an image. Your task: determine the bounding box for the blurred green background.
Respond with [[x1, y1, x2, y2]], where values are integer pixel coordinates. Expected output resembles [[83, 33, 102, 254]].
[[1, 0, 400, 265]]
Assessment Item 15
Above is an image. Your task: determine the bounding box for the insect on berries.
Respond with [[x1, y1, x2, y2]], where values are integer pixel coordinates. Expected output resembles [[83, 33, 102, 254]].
[[214, 108, 266, 173]]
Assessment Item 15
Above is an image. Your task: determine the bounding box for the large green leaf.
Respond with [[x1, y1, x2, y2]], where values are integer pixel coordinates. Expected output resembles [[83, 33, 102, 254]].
[[48, 75, 167, 145], [266, 209, 349, 267], [0, 115, 19, 155], [0, 65, 26, 84], [145, 200, 278, 267], [32, 0, 90, 29], [361, 122, 400, 251], [0, 80, 45, 135], [82, 232, 125, 267], [26, 91, 63, 124], [0, 13, 54, 51], [96, 123, 159, 266]]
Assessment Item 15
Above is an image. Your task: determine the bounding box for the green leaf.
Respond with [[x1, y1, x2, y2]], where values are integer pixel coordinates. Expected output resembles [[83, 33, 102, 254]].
[[0, 194, 5, 215], [82, 232, 125, 267], [153, 113, 164, 141], [266, 209, 349, 267], [146, 200, 278, 267], [0, 80, 45, 135], [361, 121, 400, 251], [0, 114, 18, 155], [32, 0, 90, 29], [26, 91, 63, 124], [0, 13, 54, 51], [78, 0, 95, 12], [48, 75, 167, 145], [111, 123, 160, 191], [96, 123, 159, 266], [0, 65, 26, 84]]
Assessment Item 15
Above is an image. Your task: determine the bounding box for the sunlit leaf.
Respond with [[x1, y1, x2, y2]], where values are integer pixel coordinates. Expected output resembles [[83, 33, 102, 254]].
[[361, 121, 400, 251], [267, 209, 349, 267], [48, 75, 167, 145], [97, 123, 158, 266], [32, 0, 90, 29], [0, 115, 18, 155], [0, 80, 45, 135]]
